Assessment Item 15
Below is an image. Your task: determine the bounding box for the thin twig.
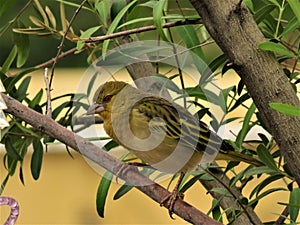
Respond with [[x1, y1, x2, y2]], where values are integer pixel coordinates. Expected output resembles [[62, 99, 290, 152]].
[[0, 0, 34, 37], [75, 19, 203, 43], [49, 0, 88, 88], [44, 68, 52, 118], [35, 47, 78, 69]]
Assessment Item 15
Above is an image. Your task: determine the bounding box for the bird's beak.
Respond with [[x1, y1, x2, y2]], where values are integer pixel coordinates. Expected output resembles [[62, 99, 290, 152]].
[[86, 103, 104, 115]]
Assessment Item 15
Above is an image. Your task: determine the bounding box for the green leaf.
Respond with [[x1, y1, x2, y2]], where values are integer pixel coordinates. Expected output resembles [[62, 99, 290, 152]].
[[211, 198, 223, 222], [152, 74, 181, 94], [180, 173, 204, 193], [29, 89, 43, 109], [4, 138, 22, 161], [31, 139, 44, 180], [54, 0, 92, 11], [244, 166, 279, 177], [1, 45, 17, 73], [111, 0, 127, 20], [229, 92, 251, 112], [95, 0, 110, 26], [6, 68, 36, 93], [13, 21, 30, 68], [102, 0, 137, 58], [201, 54, 227, 84], [153, 0, 168, 41], [290, 188, 300, 222], [14, 121, 40, 138], [52, 101, 71, 120], [113, 184, 133, 200], [16, 76, 31, 101], [77, 26, 101, 50], [266, 0, 281, 7], [236, 102, 256, 148], [0, 0, 17, 19], [258, 42, 296, 58], [176, 25, 205, 60], [249, 187, 287, 207], [210, 187, 232, 197], [280, 17, 300, 38], [103, 140, 119, 151], [249, 174, 285, 199], [87, 72, 98, 97], [96, 171, 113, 218], [288, 0, 300, 24], [270, 102, 300, 116], [254, 4, 276, 24], [19, 165, 25, 185], [256, 144, 278, 171]]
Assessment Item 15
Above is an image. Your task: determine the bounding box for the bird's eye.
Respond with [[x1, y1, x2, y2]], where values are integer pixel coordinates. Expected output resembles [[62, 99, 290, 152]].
[[103, 95, 112, 103]]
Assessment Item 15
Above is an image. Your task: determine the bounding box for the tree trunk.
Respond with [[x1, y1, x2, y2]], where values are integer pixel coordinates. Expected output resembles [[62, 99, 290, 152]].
[[189, 0, 300, 186]]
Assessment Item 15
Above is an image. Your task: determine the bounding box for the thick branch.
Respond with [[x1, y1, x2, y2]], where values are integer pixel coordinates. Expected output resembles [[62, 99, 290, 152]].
[[2, 93, 222, 225], [189, 0, 300, 185]]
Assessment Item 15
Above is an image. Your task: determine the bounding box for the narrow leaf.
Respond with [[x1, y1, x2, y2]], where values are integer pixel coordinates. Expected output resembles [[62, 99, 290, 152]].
[[270, 102, 300, 116], [236, 102, 256, 148], [210, 187, 232, 197], [153, 0, 168, 41], [256, 144, 278, 171], [13, 21, 30, 68], [288, 0, 300, 24], [254, 4, 276, 24], [31, 139, 44, 180], [258, 42, 296, 58], [176, 25, 205, 60], [96, 0, 110, 26], [29, 89, 43, 109], [290, 188, 300, 222], [16, 76, 31, 101], [113, 184, 133, 200], [102, 0, 137, 58], [1, 45, 17, 73], [77, 26, 101, 50], [96, 171, 113, 218]]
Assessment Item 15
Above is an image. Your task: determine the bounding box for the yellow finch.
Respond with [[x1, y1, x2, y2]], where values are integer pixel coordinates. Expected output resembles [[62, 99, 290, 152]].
[[87, 81, 262, 215]]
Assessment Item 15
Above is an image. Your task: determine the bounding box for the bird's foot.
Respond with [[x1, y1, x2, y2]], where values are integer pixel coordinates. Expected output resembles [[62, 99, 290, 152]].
[[160, 189, 184, 219]]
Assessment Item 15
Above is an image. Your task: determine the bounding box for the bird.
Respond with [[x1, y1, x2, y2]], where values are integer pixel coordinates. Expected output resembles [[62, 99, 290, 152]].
[[87, 80, 262, 217]]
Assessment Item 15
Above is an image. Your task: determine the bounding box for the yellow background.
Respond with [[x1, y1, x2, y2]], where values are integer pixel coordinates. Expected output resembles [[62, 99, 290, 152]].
[[0, 69, 292, 224]]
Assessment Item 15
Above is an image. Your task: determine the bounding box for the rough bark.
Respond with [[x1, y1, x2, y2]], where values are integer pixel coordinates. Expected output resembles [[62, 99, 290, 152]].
[[202, 167, 263, 225], [189, 0, 300, 185]]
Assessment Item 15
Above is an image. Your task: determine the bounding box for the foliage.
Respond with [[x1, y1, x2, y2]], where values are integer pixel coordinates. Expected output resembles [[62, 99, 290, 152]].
[[0, 0, 300, 224]]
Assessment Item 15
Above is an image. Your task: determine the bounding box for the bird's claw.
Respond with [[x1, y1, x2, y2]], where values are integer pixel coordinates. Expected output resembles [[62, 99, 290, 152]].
[[160, 190, 184, 219]]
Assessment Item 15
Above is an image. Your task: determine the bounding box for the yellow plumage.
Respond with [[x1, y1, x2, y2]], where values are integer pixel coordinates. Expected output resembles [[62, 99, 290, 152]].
[[87, 81, 262, 174]]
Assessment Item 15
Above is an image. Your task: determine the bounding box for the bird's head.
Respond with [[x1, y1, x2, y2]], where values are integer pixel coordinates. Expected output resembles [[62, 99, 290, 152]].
[[87, 81, 128, 120]]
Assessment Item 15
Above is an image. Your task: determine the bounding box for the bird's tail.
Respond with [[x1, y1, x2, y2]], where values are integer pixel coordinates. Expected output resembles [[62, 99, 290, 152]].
[[217, 151, 264, 167]]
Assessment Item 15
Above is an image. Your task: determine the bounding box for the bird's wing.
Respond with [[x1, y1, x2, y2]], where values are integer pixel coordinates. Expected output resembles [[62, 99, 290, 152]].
[[132, 96, 228, 155]]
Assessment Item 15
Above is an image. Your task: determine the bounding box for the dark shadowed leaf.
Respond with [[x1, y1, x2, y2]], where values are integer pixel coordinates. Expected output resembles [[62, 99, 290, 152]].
[[290, 188, 300, 222], [96, 171, 113, 218], [113, 184, 133, 200], [31, 139, 44, 180]]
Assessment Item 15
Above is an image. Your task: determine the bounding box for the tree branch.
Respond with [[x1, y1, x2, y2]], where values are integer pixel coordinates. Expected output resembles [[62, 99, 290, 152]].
[[189, 0, 300, 186], [2, 93, 222, 225], [74, 19, 202, 43]]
